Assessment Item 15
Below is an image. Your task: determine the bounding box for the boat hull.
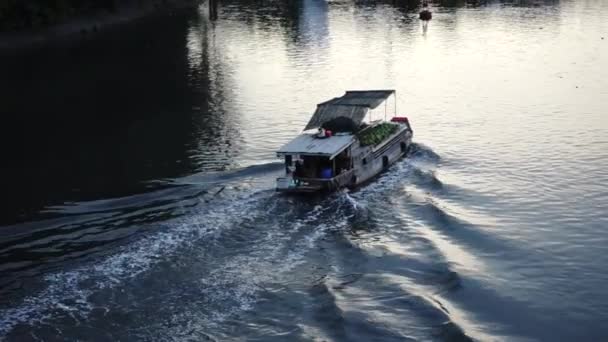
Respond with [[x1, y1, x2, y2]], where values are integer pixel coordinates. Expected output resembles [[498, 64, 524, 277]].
[[276, 128, 413, 193], [350, 129, 412, 189]]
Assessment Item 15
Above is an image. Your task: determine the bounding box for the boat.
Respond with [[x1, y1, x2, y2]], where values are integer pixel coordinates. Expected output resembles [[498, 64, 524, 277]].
[[275, 90, 413, 193], [419, 9, 432, 21], [419, 1, 432, 21]]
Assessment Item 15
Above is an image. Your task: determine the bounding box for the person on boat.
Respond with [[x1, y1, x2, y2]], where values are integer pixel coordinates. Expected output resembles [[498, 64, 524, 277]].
[[294, 160, 303, 177], [317, 127, 327, 138], [293, 159, 303, 186]]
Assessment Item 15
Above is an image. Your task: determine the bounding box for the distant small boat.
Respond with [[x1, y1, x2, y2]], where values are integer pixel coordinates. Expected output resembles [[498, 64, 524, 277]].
[[419, 9, 432, 21], [275, 90, 414, 193]]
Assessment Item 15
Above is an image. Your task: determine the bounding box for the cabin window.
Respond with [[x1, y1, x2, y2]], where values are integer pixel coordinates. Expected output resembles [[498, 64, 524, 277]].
[[362, 158, 367, 165], [335, 149, 351, 174], [382, 156, 389, 169]]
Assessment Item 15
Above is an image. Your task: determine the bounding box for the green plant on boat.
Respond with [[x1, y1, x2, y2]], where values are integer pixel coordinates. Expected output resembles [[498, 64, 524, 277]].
[[358, 123, 398, 146]]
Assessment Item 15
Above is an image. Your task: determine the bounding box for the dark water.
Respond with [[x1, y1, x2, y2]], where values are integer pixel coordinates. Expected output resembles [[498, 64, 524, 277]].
[[1, 0, 607, 340]]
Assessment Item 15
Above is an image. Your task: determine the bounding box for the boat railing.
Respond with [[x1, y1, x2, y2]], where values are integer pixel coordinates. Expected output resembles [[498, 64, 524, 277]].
[[294, 169, 355, 188]]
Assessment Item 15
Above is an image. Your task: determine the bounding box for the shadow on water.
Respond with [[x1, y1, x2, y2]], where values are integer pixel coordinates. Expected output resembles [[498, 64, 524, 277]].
[[0, 9, 240, 226]]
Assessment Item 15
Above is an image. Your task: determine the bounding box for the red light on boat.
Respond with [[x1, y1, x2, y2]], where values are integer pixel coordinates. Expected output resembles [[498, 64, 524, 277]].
[[391, 117, 409, 123]]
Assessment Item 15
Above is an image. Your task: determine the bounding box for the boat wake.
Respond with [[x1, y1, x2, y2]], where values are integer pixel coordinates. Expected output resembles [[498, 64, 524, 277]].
[[0, 178, 359, 339], [0, 189, 272, 338], [0, 142, 487, 341]]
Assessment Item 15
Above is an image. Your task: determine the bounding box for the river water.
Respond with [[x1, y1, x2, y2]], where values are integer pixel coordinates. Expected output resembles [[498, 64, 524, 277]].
[[1, 0, 607, 340]]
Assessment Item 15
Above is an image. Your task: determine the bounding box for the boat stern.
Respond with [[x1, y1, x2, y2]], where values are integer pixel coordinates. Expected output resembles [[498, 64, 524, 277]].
[[276, 177, 325, 193]]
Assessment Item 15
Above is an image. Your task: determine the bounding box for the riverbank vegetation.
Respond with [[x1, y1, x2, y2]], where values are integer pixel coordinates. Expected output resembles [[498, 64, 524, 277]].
[[0, 0, 119, 31], [0, 0, 184, 31]]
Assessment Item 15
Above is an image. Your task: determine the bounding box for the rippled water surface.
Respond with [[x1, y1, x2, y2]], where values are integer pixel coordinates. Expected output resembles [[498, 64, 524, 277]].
[[1, 0, 607, 341]]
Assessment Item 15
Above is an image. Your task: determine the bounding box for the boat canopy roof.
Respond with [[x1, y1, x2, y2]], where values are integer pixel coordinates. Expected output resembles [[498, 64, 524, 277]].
[[304, 90, 395, 131], [276, 134, 355, 159]]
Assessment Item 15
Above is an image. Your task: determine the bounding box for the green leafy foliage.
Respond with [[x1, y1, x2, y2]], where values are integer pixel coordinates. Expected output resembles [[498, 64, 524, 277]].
[[357, 122, 398, 146]]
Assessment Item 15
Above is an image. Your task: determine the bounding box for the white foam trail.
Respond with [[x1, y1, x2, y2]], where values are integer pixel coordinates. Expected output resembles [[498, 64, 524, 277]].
[[350, 159, 415, 200], [0, 187, 356, 338], [342, 190, 361, 211], [164, 197, 351, 336], [0, 193, 265, 338]]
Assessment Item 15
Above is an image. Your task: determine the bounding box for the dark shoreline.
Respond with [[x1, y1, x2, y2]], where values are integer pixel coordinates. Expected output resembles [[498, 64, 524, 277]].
[[0, 0, 199, 53]]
